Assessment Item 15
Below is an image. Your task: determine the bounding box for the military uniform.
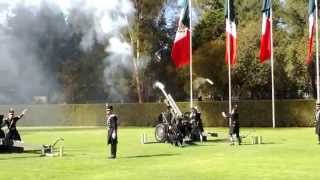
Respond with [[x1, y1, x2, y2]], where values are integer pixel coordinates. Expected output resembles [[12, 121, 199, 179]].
[[3, 115, 24, 142], [161, 105, 175, 125], [190, 109, 204, 132], [229, 112, 240, 140], [315, 106, 320, 143], [223, 106, 241, 145], [0, 115, 5, 139], [189, 108, 204, 141], [106, 106, 118, 158], [166, 108, 175, 125]]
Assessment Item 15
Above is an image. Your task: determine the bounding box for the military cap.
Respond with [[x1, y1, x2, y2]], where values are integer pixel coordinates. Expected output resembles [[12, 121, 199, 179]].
[[9, 108, 14, 113], [106, 104, 113, 110]]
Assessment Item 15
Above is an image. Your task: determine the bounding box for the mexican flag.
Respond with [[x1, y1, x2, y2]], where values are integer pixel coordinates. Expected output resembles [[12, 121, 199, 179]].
[[307, 0, 316, 64], [225, 0, 237, 65], [260, 0, 272, 63], [171, 0, 190, 68]]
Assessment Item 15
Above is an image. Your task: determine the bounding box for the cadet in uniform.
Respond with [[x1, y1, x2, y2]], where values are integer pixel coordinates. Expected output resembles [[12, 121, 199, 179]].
[[106, 104, 118, 159], [190, 107, 204, 132], [222, 104, 241, 145], [165, 105, 175, 125], [3, 108, 27, 143], [190, 107, 205, 141], [315, 103, 320, 144], [0, 114, 5, 139]]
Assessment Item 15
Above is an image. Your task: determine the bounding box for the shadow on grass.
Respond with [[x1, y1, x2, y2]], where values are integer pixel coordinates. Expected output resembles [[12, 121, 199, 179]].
[[235, 142, 279, 146], [0, 151, 41, 160], [142, 139, 229, 147], [20, 127, 102, 133], [205, 138, 229, 143], [0, 149, 76, 160], [123, 153, 179, 159], [142, 141, 161, 144], [143, 141, 202, 146], [187, 139, 234, 147]]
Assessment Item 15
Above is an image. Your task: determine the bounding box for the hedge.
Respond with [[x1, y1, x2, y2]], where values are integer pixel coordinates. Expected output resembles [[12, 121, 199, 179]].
[[0, 100, 316, 127]]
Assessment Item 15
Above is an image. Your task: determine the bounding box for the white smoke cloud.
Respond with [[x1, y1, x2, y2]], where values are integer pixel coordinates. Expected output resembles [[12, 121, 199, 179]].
[[193, 77, 214, 90], [162, 0, 200, 30], [106, 37, 132, 59], [65, 0, 134, 52], [0, 27, 52, 103], [0, 0, 135, 47], [0, 0, 136, 103], [104, 37, 133, 102]]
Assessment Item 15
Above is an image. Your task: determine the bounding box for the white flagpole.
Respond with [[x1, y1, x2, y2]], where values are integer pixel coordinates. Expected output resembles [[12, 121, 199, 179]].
[[315, 0, 320, 104], [189, 0, 193, 108], [227, 0, 232, 115], [270, 0, 275, 128]]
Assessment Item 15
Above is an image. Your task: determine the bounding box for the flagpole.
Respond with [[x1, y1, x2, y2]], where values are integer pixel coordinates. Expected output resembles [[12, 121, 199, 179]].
[[227, 0, 232, 115], [315, 0, 320, 104], [270, 0, 275, 128], [189, 0, 193, 108]]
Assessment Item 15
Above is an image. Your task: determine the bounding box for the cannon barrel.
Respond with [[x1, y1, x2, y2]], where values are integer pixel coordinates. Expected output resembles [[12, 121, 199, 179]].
[[154, 81, 182, 117]]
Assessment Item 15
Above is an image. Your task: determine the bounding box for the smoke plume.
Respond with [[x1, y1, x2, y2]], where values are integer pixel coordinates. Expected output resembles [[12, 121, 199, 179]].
[[0, 0, 135, 103]]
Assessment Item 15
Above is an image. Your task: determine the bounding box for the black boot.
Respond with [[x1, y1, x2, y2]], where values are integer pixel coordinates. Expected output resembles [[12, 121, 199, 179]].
[[237, 133, 241, 145], [110, 143, 117, 158]]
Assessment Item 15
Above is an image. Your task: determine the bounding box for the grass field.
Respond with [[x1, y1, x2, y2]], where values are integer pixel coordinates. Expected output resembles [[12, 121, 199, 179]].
[[0, 127, 320, 180]]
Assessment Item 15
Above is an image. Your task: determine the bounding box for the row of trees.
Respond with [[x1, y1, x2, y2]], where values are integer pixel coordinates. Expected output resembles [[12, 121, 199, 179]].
[[192, 0, 313, 100], [146, 0, 314, 101], [0, 0, 316, 103]]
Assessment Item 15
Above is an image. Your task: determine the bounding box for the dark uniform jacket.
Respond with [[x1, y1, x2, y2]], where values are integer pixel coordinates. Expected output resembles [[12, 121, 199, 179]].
[[3, 115, 23, 141], [230, 113, 240, 134], [225, 112, 240, 135], [190, 111, 204, 132], [165, 109, 175, 125], [315, 109, 320, 135], [106, 114, 118, 144], [0, 115, 4, 139]]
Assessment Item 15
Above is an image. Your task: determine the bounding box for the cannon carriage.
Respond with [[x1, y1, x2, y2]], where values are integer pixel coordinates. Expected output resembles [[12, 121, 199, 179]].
[[0, 115, 24, 153], [0, 114, 64, 155], [153, 82, 207, 146]]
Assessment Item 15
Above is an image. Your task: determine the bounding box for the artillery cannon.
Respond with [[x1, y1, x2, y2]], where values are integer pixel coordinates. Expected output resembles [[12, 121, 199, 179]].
[[153, 82, 207, 146], [0, 114, 64, 156]]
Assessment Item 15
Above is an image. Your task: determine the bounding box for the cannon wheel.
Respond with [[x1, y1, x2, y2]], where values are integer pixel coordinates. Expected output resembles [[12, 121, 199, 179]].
[[155, 123, 167, 143]]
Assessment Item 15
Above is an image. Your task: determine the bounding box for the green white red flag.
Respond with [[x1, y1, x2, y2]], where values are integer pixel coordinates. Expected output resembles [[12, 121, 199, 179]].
[[260, 0, 272, 63], [225, 0, 237, 65], [171, 0, 190, 68], [306, 0, 316, 64]]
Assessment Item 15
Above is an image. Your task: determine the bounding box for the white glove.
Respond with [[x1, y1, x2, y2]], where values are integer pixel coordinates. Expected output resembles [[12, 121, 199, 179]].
[[112, 131, 116, 139], [22, 109, 28, 115]]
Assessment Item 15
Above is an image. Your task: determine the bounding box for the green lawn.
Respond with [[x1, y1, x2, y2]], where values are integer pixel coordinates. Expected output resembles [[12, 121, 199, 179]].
[[0, 127, 320, 180]]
